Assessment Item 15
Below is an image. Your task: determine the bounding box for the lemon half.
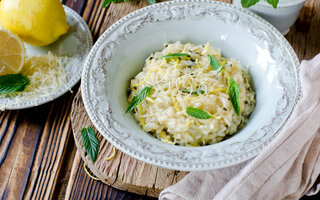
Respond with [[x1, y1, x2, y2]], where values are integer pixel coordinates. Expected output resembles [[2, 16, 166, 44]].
[[0, 29, 25, 75]]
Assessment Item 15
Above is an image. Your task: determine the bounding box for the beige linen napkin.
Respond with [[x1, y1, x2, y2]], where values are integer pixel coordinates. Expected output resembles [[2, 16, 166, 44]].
[[159, 54, 320, 200]]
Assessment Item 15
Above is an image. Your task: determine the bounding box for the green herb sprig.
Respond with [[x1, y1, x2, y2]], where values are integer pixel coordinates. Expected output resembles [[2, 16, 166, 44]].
[[0, 74, 30, 95], [126, 85, 153, 113], [228, 78, 241, 116], [160, 53, 190, 59], [103, 0, 156, 8], [186, 107, 212, 119], [81, 127, 100, 162], [182, 89, 205, 95], [208, 54, 222, 71], [241, 0, 279, 9]]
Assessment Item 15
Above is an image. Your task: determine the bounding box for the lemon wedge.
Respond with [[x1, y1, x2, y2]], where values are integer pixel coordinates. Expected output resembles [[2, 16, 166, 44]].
[[0, 29, 25, 75]]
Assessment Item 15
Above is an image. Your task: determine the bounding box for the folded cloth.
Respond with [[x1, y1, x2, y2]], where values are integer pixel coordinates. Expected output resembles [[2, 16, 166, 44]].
[[159, 54, 320, 200]]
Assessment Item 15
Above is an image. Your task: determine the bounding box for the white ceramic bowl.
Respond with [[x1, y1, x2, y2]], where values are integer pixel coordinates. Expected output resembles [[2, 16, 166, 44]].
[[81, 0, 300, 171], [234, 0, 306, 35]]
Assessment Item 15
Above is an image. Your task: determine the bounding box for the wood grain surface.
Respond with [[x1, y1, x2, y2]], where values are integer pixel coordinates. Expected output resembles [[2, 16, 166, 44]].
[[71, 89, 188, 197], [0, 92, 76, 200], [0, 0, 319, 200]]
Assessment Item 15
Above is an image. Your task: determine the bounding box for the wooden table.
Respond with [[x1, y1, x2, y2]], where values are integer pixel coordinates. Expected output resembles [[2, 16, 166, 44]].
[[0, 0, 319, 199]]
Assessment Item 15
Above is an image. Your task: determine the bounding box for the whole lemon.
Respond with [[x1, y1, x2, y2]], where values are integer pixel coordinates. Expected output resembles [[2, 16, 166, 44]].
[[0, 0, 69, 46]]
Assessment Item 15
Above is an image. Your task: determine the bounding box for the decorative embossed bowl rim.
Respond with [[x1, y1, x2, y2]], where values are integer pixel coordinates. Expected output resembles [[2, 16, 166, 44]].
[[0, 6, 93, 110], [81, 0, 300, 171]]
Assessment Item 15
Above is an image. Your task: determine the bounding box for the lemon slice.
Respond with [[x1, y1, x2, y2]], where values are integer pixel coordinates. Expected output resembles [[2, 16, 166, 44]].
[[0, 29, 25, 75]]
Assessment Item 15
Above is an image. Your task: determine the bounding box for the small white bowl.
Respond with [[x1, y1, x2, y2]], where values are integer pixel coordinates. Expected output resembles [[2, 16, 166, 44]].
[[234, 0, 306, 35], [81, 0, 300, 171]]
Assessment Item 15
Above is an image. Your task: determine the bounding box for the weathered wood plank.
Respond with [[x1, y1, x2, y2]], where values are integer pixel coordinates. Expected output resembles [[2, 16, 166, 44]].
[[51, 134, 78, 200], [0, 1, 84, 199], [24, 94, 75, 200], [0, 111, 24, 199], [0, 91, 76, 200], [0, 105, 57, 200], [65, 151, 151, 200], [286, 0, 320, 61]]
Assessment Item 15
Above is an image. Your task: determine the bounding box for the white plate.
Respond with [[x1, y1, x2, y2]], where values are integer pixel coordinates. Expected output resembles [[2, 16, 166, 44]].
[[82, 0, 300, 171], [0, 6, 92, 110]]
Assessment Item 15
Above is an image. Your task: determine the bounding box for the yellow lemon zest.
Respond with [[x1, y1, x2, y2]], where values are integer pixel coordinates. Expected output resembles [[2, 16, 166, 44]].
[[146, 97, 154, 103], [185, 95, 202, 100], [184, 120, 194, 127], [131, 70, 151, 87], [174, 58, 181, 68], [209, 113, 221, 119], [161, 139, 174, 145], [204, 43, 210, 50], [138, 103, 145, 129], [173, 138, 177, 145], [188, 144, 200, 147], [195, 58, 203, 69], [222, 68, 225, 74], [104, 147, 117, 161], [160, 59, 166, 67], [182, 43, 190, 53], [209, 88, 228, 94], [173, 99, 181, 112], [147, 66, 158, 72], [159, 131, 170, 140], [83, 163, 100, 181], [220, 59, 228, 66]]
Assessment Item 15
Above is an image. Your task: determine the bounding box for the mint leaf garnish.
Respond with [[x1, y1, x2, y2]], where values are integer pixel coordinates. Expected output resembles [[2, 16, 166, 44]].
[[228, 78, 241, 116], [0, 74, 30, 95], [81, 127, 100, 162], [147, 0, 156, 4], [266, 0, 279, 8], [182, 89, 205, 95], [241, 0, 278, 8], [241, 0, 259, 8], [208, 55, 221, 71], [181, 89, 190, 93], [160, 53, 190, 59], [186, 107, 212, 119], [102, 0, 111, 8], [126, 85, 153, 113]]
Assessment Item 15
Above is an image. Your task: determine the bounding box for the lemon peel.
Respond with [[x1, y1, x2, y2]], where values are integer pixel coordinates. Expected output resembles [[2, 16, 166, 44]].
[[83, 163, 100, 181], [104, 147, 117, 161], [0, 0, 69, 46]]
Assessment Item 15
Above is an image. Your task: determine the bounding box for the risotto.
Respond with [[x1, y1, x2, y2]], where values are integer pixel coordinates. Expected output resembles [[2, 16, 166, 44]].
[[127, 42, 255, 146]]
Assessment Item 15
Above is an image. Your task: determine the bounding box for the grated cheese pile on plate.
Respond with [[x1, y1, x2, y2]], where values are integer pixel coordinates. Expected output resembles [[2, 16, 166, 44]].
[[128, 42, 256, 146], [1, 53, 68, 106]]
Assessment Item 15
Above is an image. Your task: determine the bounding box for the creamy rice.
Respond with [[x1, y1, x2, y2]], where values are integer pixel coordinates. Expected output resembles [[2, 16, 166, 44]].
[[128, 42, 255, 146]]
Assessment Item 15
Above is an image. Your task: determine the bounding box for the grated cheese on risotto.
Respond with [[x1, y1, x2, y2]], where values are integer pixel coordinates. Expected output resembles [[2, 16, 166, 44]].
[[128, 42, 255, 146]]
